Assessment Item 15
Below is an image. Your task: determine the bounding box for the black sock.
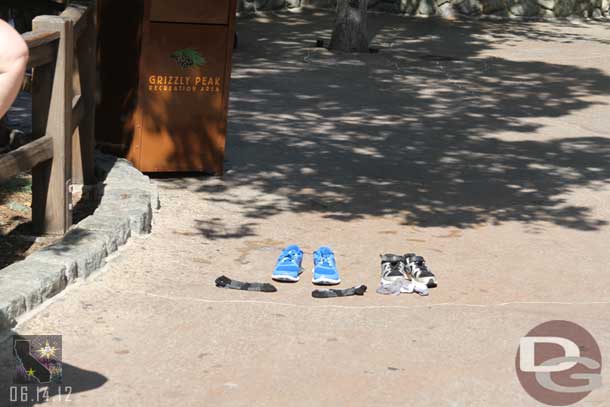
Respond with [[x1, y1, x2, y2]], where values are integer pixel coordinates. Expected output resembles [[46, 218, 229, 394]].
[[312, 285, 367, 298], [215, 276, 277, 293]]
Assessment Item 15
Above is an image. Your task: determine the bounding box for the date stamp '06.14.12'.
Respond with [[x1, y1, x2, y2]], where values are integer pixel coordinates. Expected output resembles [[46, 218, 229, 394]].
[[9, 335, 72, 406]]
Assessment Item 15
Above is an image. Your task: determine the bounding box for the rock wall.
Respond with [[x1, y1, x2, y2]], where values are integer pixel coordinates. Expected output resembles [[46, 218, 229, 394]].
[[238, 0, 609, 18]]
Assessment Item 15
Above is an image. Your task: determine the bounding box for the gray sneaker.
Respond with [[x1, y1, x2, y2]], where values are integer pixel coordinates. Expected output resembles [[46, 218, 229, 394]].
[[380, 254, 408, 285]]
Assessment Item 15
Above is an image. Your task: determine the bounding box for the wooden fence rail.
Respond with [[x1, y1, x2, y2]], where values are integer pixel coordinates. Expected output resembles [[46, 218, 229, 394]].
[[0, 1, 95, 235]]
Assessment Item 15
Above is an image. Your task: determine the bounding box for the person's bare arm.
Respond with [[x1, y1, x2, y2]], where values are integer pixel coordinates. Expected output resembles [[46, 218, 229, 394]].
[[0, 19, 29, 118]]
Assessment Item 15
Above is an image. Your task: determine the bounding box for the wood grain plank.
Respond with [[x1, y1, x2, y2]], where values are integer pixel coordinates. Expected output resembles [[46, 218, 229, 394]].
[[73, 5, 96, 185], [32, 15, 74, 235], [71, 94, 83, 134], [23, 31, 60, 49], [0, 137, 54, 182]]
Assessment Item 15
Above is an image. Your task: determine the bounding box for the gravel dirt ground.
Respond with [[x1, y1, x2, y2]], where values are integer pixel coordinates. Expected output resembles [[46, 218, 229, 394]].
[[0, 174, 40, 270], [2, 10, 610, 407], [0, 171, 97, 271]]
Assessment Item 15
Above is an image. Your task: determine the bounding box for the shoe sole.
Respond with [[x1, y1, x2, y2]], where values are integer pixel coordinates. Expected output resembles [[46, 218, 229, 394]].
[[312, 267, 340, 285], [312, 277, 341, 285], [272, 267, 303, 283]]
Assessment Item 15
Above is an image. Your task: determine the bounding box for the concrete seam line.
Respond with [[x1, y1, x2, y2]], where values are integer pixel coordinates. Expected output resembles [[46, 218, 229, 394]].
[[101, 288, 610, 311], [0, 152, 158, 331]]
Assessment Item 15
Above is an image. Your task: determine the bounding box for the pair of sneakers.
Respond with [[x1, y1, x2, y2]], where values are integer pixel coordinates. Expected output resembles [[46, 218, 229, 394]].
[[380, 253, 437, 288], [272, 245, 341, 285]]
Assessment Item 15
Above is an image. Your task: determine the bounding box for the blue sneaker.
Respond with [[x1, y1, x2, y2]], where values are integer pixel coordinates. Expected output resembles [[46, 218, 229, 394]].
[[312, 246, 341, 285], [272, 245, 304, 282]]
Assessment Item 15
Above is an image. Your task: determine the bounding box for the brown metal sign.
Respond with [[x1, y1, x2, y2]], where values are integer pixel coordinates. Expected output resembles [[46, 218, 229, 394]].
[[150, 0, 230, 25], [95, 0, 144, 158], [96, 0, 237, 174]]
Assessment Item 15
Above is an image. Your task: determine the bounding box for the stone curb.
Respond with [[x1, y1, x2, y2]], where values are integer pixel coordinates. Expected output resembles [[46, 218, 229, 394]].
[[0, 153, 159, 330]]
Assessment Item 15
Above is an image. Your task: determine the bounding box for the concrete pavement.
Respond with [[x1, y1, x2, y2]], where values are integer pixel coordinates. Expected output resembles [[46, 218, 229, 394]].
[[2, 10, 610, 406]]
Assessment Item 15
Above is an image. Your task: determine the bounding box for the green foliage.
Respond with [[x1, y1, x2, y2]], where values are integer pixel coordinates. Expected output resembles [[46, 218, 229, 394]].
[[0, 174, 31, 195], [171, 48, 206, 69]]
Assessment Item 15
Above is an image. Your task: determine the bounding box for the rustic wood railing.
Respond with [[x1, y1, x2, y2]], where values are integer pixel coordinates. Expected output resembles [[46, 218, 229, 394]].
[[0, 1, 95, 235]]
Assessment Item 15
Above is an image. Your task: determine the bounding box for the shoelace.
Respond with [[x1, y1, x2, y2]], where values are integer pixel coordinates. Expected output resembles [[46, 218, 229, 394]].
[[412, 261, 429, 277], [382, 262, 404, 277], [315, 252, 335, 267], [279, 251, 299, 264]]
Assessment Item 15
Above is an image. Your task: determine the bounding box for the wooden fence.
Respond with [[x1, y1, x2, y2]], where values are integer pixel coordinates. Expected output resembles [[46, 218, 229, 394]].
[[0, 1, 96, 236]]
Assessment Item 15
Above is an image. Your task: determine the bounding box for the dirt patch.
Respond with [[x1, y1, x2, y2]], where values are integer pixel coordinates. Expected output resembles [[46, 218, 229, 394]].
[[0, 173, 40, 270], [0, 172, 99, 270]]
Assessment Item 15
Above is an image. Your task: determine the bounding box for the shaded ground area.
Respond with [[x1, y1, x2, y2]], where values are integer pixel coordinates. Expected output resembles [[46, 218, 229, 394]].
[[221, 13, 610, 231], [2, 11, 610, 406], [0, 94, 40, 269], [0, 93, 99, 270], [0, 174, 40, 270], [0, 172, 97, 270]]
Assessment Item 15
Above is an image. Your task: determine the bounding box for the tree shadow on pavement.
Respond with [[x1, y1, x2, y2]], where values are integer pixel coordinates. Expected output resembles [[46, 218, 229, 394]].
[[159, 11, 610, 234]]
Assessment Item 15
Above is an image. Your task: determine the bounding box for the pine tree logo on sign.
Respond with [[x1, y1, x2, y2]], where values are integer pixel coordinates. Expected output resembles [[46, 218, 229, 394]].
[[148, 49, 220, 94], [171, 48, 206, 69]]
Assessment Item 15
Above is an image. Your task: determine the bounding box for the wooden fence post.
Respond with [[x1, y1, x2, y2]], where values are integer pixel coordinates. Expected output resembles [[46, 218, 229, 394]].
[[67, 0, 97, 185], [72, 5, 96, 187], [31, 15, 74, 235], [31, 55, 53, 234], [71, 56, 84, 185]]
